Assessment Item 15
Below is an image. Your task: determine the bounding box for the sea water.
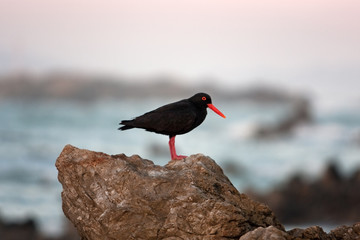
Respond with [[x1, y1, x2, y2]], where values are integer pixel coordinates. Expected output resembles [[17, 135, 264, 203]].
[[0, 98, 359, 235]]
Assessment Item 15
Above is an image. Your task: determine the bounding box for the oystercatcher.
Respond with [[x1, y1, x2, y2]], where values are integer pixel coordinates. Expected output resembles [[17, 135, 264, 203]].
[[118, 93, 226, 160]]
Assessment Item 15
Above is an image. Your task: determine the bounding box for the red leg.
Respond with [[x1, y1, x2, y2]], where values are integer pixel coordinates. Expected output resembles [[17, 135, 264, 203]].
[[168, 136, 187, 160]]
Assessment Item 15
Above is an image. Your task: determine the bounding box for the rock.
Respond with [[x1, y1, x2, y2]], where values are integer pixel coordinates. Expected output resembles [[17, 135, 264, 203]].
[[0, 214, 80, 240], [0, 218, 38, 240], [239, 224, 360, 240], [329, 222, 360, 240], [249, 162, 360, 224], [254, 98, 312, 139], [56, 145, 283, 240], [57, 218, 81, 240], [239, 226, 290, 240], [287, 226, 332, 240]]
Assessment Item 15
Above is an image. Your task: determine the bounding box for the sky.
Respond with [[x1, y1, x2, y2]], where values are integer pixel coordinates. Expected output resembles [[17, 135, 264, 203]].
[[1, 0, 360, 107]]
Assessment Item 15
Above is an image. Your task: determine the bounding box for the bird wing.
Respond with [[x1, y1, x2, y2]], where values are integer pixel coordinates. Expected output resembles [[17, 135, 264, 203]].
[[131, 100, 197, 135]]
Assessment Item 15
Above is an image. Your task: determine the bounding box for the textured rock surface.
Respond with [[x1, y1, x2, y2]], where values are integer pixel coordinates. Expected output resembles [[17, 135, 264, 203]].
[[329, 222, 360, 240], [56, 145, 283, 240], [240, 224, 360, 240], [287, 226, 332, 240], [56, 145, 360, 240], [239, 226, 290, 240]]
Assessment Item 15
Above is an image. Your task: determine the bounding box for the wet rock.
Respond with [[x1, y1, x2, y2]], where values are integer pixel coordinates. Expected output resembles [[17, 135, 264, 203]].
[[56, 145, 283, 240]]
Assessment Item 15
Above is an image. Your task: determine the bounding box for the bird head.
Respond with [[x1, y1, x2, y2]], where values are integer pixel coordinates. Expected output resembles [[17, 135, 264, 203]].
[[190, 93, 226, 118]]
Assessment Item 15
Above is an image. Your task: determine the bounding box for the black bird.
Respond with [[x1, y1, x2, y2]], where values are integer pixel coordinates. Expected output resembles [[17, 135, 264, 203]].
[[118, 93, 226, 160]]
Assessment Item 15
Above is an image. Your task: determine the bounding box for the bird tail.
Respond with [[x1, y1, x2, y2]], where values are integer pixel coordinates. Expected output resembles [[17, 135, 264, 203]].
[[118, 120, 135, 131]]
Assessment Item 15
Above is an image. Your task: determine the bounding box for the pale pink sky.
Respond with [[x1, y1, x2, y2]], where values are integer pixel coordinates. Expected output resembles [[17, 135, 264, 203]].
[[1, 0, 360, 103]]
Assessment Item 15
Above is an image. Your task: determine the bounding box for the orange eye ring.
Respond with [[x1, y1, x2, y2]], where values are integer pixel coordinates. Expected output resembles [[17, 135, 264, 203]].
[[202, 97, 207, 101]]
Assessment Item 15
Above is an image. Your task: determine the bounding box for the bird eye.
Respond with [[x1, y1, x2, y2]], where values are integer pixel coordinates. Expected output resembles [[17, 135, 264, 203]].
[[202, 97, 206, 101]]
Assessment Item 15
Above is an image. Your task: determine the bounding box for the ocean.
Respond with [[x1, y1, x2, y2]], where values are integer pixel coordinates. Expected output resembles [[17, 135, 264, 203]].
[[0, 98, 360, 236]]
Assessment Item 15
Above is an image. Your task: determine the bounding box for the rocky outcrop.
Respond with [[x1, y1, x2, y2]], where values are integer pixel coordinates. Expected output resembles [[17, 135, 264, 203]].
[[254, 98, 312, 139], [0, 216, 79, 240], [56, 145, 360, 240], [330, 222, 360, 240], [56, 145, 283, 240], [249, 162, 360, 224], [0, 218, 39, 240]]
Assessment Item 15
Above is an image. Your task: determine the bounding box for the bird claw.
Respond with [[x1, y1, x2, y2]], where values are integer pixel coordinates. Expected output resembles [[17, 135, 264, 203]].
[[171, 155, 188, 160]]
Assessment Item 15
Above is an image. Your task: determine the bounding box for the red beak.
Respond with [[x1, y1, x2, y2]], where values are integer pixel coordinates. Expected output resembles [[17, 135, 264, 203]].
[[207, 103, 226, 118]]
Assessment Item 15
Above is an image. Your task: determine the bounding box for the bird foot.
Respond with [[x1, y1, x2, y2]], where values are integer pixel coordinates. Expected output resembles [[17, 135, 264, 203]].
[[171, 155, 188, 160]]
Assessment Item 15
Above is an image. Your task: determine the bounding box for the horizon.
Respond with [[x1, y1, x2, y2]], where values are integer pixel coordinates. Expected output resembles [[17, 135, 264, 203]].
[[1, 0, 360, 109]]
